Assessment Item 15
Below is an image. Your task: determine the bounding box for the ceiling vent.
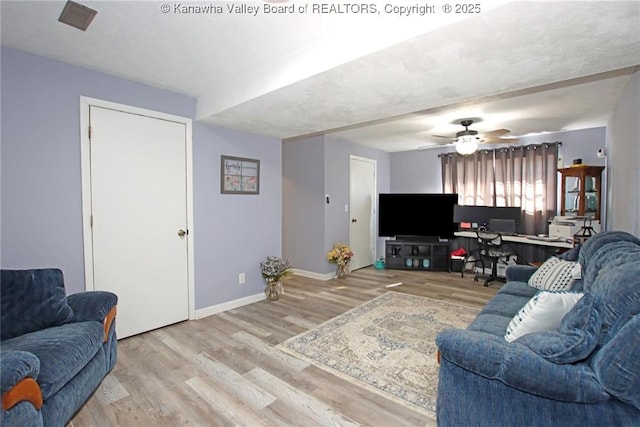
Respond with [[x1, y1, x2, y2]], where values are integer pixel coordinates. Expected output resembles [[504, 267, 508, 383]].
[[58, 1, 97, 31]]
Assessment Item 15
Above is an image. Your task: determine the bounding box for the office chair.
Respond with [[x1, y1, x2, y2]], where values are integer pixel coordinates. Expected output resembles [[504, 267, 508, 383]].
[[463, 231, 516, 287]]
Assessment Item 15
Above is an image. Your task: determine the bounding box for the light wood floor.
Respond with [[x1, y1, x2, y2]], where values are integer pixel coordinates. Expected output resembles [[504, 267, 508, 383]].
[[69, 267, 498, 427]]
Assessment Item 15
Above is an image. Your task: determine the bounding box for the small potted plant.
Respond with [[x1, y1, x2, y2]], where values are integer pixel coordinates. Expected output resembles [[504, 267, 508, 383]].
[[326, 242, 354, 278], [260, 256, 293, 301]]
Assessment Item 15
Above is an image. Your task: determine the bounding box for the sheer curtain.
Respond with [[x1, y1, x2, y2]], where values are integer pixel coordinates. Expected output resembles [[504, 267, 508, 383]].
[[441, 142, 559, 235]]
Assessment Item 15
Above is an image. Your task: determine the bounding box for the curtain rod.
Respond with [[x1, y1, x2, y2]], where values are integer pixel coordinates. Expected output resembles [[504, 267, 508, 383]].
[[437, 141, 562, 158]]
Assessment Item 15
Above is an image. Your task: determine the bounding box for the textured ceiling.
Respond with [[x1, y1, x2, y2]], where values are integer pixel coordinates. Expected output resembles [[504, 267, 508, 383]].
[[2, 1, 639, 152]]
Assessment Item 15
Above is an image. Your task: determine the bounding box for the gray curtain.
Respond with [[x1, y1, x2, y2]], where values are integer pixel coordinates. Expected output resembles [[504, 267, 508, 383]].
[[441, 149, 495, 206], [441, 142, 560, 235], [495, 143, 559, 235]]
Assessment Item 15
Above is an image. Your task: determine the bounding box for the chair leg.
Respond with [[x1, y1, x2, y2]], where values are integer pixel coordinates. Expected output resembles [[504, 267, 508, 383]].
[[482, 257, 495, 287], [460, 255, 468, 278], [484, 257, 508, 287]]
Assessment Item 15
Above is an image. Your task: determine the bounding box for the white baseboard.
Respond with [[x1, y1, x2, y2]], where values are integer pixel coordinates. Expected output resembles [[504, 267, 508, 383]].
[[292, 269, 334, 281], [194, 271, 335, 320], [194, 292, 265, 319]]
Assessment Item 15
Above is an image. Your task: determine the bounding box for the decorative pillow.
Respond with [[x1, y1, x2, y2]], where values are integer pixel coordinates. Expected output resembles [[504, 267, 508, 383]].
[[0, 269, 73, 341], [504, 291, 584, 343], [528, 257, 577, 291], [517, 293, 601, 363]]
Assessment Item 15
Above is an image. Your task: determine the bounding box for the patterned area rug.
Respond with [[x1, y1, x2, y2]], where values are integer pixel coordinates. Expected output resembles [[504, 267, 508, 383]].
[[279, 292, 479, 417]]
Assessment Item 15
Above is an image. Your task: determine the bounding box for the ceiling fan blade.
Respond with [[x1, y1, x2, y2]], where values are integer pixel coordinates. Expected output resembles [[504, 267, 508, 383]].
[[481, 137, 519, 144], [432, 134, 455, 139], [482, 129, 511, 138], [418, 143, 455, 151]]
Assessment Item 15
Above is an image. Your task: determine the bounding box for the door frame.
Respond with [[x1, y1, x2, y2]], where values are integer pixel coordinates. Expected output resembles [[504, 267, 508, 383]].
[[79, 96, 196, 321], [349, 155, 377, 269]]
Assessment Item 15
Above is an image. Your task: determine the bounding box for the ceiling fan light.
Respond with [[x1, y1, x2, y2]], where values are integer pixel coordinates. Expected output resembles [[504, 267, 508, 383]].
[[456, 135, 478, 155]]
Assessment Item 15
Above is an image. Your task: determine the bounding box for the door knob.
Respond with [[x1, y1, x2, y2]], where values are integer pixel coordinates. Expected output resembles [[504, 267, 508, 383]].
[[177, 229, 187, 237]]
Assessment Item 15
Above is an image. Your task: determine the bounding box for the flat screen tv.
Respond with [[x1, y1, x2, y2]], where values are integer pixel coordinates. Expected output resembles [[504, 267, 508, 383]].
[[378, 193, 459, 239]]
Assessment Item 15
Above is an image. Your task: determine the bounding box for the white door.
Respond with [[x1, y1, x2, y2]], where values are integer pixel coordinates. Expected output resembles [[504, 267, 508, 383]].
[[89, 106, 190, 339], [349, 156, 376, 270]]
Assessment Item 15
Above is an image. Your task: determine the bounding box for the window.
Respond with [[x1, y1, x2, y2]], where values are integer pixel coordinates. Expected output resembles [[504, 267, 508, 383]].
[[441, 143, 559, 235]]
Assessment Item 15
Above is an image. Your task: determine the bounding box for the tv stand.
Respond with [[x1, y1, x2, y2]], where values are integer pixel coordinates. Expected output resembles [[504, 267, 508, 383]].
[[385, 238, 450, 271]]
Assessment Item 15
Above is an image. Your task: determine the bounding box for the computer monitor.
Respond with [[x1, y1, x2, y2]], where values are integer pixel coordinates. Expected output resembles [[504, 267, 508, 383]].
[[488, 218, 517, 235], [453, 206, 522, 232]]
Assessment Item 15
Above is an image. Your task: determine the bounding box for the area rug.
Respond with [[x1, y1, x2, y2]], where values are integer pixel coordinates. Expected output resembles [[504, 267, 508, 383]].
[[279, 292, 479, 417]]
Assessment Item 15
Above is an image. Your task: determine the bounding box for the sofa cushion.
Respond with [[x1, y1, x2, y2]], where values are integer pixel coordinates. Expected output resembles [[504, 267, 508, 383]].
[[478, 293, 533, 318], [578, 231, 640, 271], [1, 322, 104, 399], [467, 313, 513, 337], [591, 314, 640, 409], [590, 260, 640, 346], [578, 232, 640, 291], [466, 283, 536, 337], [1, 269, 74, 341], [557, 243, 581, 261], [496, 281, 538, 298], [505, 291, 584, 343], [437, 329, 610, 403], [517, 293, 601, 364], [528, 257, 577, 291]]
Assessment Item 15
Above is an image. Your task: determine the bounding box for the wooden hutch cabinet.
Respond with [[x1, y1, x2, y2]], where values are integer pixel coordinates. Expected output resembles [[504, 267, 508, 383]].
[[558, 165, 605, 220]]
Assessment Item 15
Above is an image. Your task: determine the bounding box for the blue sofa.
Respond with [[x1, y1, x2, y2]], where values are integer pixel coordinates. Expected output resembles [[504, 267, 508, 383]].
[[1, 269, 118, 427], [436, 231, 640, 426]]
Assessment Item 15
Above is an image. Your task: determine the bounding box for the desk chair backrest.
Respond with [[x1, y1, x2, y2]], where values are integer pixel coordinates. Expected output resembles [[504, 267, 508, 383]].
[[476, 231, 503, 249], [474, 231, 515, 287]]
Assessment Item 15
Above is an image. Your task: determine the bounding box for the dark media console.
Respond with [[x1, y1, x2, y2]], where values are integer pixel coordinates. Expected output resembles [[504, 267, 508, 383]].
[[384, 238, 450, 271]]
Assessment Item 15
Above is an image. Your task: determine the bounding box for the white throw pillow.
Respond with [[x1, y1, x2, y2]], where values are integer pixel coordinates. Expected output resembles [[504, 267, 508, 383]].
[[528, 257, 577, 291], [504, 291, 584, 343]]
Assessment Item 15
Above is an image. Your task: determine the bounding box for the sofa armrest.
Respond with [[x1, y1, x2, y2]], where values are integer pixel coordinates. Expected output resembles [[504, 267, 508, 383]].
[[67, 291, 117, 322], [436, 329, 609, 403], [505, 264, 537, 282], [67, 291, 118, 342], [1, 351, 43, 411]]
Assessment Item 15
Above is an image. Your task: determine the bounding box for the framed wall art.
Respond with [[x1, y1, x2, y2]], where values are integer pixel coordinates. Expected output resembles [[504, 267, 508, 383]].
[[221, 155, 260, 194]]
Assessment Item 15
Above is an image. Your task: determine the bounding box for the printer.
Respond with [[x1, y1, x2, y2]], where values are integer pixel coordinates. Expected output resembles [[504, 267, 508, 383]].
[[549, 216, 601, 239]]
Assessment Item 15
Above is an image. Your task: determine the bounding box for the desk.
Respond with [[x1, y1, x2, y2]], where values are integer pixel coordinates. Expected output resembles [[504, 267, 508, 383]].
[[454, 231, 573, 249], [454, 231, 573, 268]]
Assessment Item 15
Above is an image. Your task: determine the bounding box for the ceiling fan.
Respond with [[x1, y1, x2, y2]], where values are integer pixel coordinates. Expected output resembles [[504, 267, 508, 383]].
[[433, 119, 518, 155]]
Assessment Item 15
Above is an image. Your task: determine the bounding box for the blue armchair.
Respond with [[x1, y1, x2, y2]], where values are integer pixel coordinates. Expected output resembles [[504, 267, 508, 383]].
[[1, 268, 118, 427]]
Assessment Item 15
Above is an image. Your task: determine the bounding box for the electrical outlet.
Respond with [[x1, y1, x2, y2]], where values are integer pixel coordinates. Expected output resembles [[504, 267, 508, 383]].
[[238, 273, 245, 284]]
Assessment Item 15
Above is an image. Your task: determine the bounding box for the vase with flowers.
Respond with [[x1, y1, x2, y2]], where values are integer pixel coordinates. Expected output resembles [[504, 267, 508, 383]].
[[260, 256, 293, 301], [326, 242, 354, 278]]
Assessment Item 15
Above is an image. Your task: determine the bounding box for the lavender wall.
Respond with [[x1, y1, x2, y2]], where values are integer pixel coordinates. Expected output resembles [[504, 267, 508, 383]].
[[282, 135, 390, 275], [282, 137, 326, 273], [193, 125, 281, 308], [390, 146, 450, 193], [607, 69, 640, 235], [1, 47, 282, 309], [516, 127, 606, 169], [324, 136, 391, 262]]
